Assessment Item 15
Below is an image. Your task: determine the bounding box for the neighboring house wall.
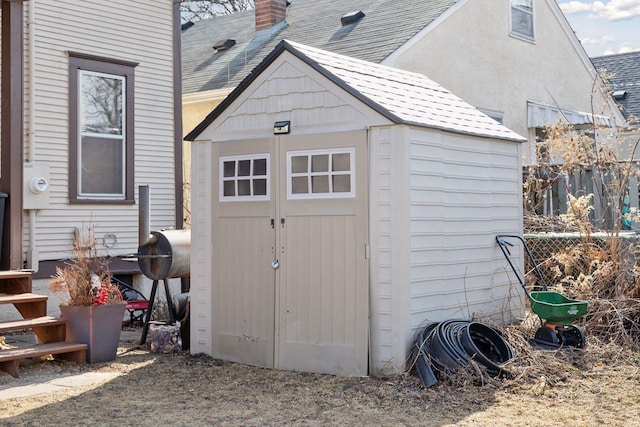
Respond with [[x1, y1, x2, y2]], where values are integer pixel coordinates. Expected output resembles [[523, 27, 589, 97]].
[[22, 0, 177, 263], [183, 89, 230, 137], [182, 90, 228, 226], [386, 0, 615, 165]]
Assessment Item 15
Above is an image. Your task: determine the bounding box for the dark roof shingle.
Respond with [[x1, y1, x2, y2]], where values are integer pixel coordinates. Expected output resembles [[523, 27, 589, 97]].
[[592, 51, 640, 123], [181, 0, 460, 95]]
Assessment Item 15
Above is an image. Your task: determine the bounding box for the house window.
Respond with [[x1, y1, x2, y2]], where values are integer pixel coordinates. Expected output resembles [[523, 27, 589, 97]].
[[68, 52, 137, 204], [479, 109, 505, 125], [510, 0, 534, 42], [220, 154, 270, 201], [287, 148, 355, 199]]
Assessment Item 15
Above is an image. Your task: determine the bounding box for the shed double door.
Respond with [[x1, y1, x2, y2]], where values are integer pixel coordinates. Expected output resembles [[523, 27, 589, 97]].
[[212, 131, 368, 375]]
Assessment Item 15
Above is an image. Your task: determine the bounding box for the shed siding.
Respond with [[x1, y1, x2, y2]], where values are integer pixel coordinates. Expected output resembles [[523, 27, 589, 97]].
[[369, 125, 523, 373], [190, 140, 214, 356], [368, 125, 413, 371], [368, 126, 395, 369], [198, 56, 389, 141], [406, 128, 524, 331], [22, 0, 176, 260]]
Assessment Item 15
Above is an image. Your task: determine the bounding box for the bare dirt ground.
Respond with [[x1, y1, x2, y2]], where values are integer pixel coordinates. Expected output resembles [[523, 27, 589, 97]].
[[1, 326, 640, 427]]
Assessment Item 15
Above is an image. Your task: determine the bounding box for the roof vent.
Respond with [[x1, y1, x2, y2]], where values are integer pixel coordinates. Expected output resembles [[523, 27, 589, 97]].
[[613, 90, 628, 100], [213, 39, 236, 51], [341, 11, 365, 26], [181, 21, 194, 31]]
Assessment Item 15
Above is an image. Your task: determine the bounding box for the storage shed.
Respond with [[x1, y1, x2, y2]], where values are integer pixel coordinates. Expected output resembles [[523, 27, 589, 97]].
[[186, 40, 526, 376]]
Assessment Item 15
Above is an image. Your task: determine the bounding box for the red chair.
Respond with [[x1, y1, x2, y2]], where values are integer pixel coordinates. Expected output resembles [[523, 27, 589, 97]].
[[112, 277, 149, 325]]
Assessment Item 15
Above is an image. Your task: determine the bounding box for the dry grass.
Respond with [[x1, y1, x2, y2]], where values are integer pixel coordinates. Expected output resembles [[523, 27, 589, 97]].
[[3, 328, 640, 426], [532, 239, 640, 351]]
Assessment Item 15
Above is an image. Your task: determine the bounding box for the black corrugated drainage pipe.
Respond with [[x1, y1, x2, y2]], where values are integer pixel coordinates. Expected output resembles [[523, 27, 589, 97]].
[[411, 320, 514, 387]]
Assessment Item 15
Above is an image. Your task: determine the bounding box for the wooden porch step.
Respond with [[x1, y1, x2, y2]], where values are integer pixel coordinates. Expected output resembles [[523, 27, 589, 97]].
[[0, 293, 48, 305], [0, 342, 87, 378], [0, 316, 67, 343], [0, 270, 33, 294], [0, 316, 66, 332], [0, 292, 47, 318]]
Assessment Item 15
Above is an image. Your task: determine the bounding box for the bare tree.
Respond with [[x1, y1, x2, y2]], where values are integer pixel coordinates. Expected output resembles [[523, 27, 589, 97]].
[[180, 0, 254, 22]]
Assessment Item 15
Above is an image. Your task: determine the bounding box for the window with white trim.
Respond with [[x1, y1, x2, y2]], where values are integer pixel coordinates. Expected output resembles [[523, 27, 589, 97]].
[[287, 148, 355, 199], [510, 0, 534, 42], [220, 154, 270, 201]]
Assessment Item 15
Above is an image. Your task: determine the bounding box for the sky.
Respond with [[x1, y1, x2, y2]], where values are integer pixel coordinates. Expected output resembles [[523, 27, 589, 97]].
[[558, 0, 640, 57]]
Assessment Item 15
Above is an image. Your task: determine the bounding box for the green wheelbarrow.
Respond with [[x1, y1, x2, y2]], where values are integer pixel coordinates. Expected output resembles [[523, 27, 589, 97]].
[[496, 235, 588, 348]]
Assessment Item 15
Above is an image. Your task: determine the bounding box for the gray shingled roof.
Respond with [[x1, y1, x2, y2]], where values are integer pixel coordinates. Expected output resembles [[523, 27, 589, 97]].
[[186, 40, 525, 143], [592, 51, 640, 123], [182, 0, 460, 95]]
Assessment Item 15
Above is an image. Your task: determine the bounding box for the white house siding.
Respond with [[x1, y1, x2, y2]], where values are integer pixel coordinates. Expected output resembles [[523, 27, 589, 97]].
[[22, 0, 176, 263], [388, 0, 618, 165]]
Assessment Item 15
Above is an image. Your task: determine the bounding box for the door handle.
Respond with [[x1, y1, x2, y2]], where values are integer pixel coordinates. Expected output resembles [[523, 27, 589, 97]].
[[271, 260, 280, 269]]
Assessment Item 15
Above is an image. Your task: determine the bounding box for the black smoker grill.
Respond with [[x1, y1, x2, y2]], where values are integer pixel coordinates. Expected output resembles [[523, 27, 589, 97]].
[[137, 229, 191, 345], [136, 186, 191, 344]]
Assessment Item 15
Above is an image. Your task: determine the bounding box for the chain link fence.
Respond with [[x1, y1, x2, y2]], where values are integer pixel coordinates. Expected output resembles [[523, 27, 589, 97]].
[[523, 233, 640, 288]]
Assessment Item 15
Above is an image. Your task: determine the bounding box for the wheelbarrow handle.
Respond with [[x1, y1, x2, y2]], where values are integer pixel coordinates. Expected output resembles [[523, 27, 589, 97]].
[[496, 234, 549, 292], [496, 238, 514, 255]]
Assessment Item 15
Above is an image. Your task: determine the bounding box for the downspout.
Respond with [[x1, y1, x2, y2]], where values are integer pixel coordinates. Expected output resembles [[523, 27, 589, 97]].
[[173, 0, 184, 230], [27, 0, 35, 163], [26, 0, 38, 272]]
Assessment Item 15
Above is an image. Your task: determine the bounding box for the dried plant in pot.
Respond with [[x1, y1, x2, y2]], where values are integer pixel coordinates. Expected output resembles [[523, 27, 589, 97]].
[[50, 226, 126, 363]]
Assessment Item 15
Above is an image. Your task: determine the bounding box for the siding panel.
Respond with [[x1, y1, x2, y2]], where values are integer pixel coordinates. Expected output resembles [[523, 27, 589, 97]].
[[23, 1, 176, 261], [406, 127, 523, 332]]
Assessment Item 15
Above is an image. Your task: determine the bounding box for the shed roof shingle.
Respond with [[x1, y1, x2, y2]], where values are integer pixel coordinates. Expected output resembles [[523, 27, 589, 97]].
[[181, 0, 460, 95]]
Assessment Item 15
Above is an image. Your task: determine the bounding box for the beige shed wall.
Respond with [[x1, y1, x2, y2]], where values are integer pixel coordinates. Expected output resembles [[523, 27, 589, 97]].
[[22, 0, 177, 262], [386, 0, 616, 165], [190, 139, 215, 356], [406, 128, 524, 325], [368, 125, 524, 373]]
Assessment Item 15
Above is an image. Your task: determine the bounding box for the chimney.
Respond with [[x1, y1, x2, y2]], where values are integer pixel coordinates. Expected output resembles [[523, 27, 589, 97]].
[[255, 0, 287, 38]]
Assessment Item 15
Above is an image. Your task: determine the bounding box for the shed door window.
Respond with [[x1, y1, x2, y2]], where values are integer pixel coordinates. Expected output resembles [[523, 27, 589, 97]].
[[510, 0, 534, 42], [220, 154, 270, 201], [287, 148, 355, 199]]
